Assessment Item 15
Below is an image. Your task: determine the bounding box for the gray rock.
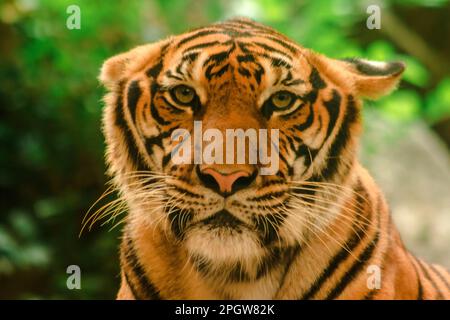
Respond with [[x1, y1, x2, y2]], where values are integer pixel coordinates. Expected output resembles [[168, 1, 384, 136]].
[[360, 110, 450, 268]]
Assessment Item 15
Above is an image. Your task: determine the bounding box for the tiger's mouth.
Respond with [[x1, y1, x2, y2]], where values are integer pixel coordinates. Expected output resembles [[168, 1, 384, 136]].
[[199, 209, 245, 229]]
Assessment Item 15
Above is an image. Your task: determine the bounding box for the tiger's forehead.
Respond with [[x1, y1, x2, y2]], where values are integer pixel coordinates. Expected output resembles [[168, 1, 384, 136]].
[[174, 18, 300, 53], [158, 20, 313, 103]]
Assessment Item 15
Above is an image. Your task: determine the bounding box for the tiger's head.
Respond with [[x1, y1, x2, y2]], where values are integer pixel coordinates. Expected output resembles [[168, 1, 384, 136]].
[[99, 18, 404, 273]]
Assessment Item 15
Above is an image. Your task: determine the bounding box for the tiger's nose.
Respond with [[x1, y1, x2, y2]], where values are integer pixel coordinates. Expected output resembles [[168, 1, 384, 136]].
[[196, 166, 257, 196]]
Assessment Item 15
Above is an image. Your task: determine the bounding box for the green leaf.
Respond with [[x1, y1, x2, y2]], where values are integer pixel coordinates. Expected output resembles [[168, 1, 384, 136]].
[[365, 41, 396, 61], [9, 210, 37, 239], [401, 56, 430, 87], [425, 78, 450, 122], [377, 90, 422, 121], [34, 198, 62, 219]]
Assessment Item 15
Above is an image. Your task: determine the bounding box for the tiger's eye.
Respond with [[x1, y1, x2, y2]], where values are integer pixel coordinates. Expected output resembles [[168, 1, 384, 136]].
[[271, 91, 294, 109], [172, 85, 195, 105]]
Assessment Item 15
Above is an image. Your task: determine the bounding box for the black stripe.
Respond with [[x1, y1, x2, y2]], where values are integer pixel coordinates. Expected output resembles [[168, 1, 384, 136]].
[[237, 41, 251, 53], [252, 41, 293, 58], [277, 245, 302, 292], [146, 61, 163, 79], [326, 231, 380, 299], [290, 133, 303, 144], [277, 148, 290, 171], [303, 89, 318, 105], [182, 52, 200, 64], [165, 70, 183, 81], [161, 96, 186, 113], [248, 190, 286, 202], [256, 246, 299, 280], [310, 67, 327, 90], [271, 57, 292, 68], [280, 70, 305, 87], [284, 134, 297, 152], [127, 80, 142, 121], [237, 66, 251, 78], [150, 84, 170, 125], [150, 101, 169, 125], [293, 104, 314, 131], [162, 152, 172, 168], [293, 142, 312, 159], [191, 253, 211, 276], [206, 63, 230, 80], [323, 90, 341, 137], [259, 34, 297, 54], [253, 212, 287, 245], [256, 247, 283, 279], [202, 43, 235, 80], [166, 207, 193, 240], [191, 254, 226, 280], [295, 145, 319, 168], [145, 128, 171, 153], [145, 42, 169, 79], [203, 49, 233, 66], [429, 265, 450, 292], [253, 63, 265, 85], [408, 254, 424, 300], [120, 237, 143, 299], [177, 29, 223, 47], [277, 70, 292, 86], [417, 259, 444, 299], [183, 40, 229, 53], [123, 237, 161, 300], [114, 85, 147, 171], [254, 52, 291, 70], [320, 95, 358, 180], [291, 182, 317, 204], [228, 262, 251, 282], [236, 53, 255, 63], [123, 270, 140, 299], [365, 209, 392, 300], [175, 62, 184, 77]]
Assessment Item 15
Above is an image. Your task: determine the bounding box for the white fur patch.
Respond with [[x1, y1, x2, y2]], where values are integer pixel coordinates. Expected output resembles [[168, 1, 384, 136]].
[[185, 225, 264, 263], [362, 59, 387, 69]]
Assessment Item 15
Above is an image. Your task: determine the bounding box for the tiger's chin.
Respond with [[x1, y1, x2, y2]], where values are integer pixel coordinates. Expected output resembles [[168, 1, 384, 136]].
[[183, 210, 265, 264]]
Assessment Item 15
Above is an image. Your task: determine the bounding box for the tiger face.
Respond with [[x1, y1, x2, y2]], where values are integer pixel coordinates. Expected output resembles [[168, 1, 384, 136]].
[[100, 18, 404, 279]]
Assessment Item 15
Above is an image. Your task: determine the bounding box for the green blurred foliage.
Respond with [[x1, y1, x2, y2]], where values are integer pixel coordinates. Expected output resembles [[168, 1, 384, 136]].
[[0, 0, 449, 299]]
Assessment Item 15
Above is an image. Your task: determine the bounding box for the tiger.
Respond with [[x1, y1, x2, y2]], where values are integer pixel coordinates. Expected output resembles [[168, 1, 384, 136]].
[[97, 18, 450, 299]]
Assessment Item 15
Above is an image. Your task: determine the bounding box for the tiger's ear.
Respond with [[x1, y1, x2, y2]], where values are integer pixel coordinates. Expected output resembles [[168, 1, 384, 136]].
[[339, 58, 406, 99], [99, 42, 164, 89], [308, 52, 405, 100]]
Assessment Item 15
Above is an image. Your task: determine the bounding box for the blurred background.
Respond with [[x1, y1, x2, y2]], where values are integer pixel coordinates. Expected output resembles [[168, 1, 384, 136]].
[[0, 0, 449, 299]]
